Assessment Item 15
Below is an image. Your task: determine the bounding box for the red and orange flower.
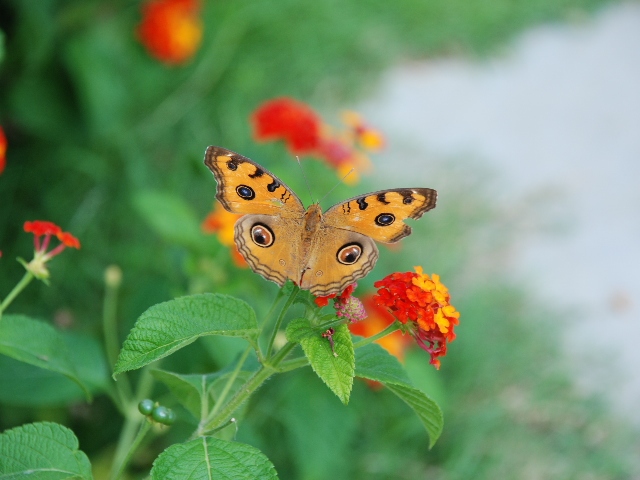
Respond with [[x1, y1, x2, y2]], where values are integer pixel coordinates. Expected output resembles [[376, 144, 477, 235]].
[[201, 203, 247, 267], [251, 97, 384, 184], [22, 221, 81, 280], [137, 0, 203, 65], [349, 295, 413, 361], [315, 283, 367, 324], [0, 126, 7, 175], [373, 267, 460, 369], [252, 98, 322, 155]]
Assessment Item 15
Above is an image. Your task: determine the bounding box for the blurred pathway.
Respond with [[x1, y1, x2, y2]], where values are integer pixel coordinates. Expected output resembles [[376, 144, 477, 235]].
[[360, 3, 640, 421]]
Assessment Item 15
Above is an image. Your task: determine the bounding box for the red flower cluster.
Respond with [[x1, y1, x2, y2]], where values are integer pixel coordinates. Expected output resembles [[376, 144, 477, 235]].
[[315, 283, 366, 324], [252, 98, 321, 155], [137, 0, 203, 65], [373, 267, 460, 369], [0, 126, 7, 175], [23, 221, 81, 279], [349, 295, 413, 361], [251, 98, 384, 184]]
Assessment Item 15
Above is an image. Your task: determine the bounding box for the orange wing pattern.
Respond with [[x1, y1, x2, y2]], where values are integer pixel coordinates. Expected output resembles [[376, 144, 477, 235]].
[[204, 146, 305, 218], [322, 188, 437, 243]]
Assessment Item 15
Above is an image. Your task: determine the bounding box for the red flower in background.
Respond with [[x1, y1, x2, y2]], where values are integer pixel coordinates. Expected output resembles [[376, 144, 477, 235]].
[[251, 98, 383, 184], [0, 126, 7, 175], [373, 267, 460, 369], [23, 221, 81, 280], [252, 98, 322, 155], [137, 0, 203, 65]]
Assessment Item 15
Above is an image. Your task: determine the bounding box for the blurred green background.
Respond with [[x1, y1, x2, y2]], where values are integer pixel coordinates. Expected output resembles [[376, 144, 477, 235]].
[[1, 0, 638, 478]]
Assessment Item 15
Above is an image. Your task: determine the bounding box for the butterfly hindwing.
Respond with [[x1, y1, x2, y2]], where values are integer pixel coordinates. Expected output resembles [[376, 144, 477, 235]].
[[204, 146, 305, 217], [322, 188, 437, 243], [300, 227, 379, 296]]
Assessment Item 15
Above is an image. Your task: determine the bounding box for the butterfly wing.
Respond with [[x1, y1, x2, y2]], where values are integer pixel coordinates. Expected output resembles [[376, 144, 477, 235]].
[[234, 214, 303, 287], [299, 227, 379, 296], [204, 146, 305, 217], [322, 188, 437, 243]]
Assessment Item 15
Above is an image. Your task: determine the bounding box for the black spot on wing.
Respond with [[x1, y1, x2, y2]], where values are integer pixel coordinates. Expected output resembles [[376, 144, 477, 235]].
[[249, 167, 264, 178], [267, 179, 280, 192], [356, 197, 368, 210], [376, 193, 390, 205]]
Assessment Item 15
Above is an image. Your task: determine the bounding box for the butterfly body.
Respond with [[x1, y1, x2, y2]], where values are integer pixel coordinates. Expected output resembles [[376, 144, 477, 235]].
[[205, 146, 436, 296]]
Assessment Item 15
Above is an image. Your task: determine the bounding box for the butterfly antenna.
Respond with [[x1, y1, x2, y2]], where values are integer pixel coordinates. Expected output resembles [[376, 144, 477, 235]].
[[317, 168, 355, 206], [296, 156, 317, 204]]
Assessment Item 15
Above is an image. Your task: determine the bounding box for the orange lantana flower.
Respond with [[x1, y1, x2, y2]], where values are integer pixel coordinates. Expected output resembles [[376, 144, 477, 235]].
[[350, 295, 413, 361], [137, 0, 203, 65], [0, 126, 7, 175], [23, 221, 81, 280], [373, 267, 460, 369], [201, 203, 247, 267]]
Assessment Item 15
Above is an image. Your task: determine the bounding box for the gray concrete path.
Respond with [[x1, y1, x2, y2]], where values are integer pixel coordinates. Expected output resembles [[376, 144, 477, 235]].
[[359, 3, 640, 421]]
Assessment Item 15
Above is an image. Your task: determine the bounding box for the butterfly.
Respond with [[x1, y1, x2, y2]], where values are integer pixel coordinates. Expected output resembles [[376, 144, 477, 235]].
[[204, 146, 437, 296]]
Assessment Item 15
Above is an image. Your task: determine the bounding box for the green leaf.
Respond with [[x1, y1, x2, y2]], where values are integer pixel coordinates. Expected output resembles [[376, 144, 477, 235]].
[[114, 294, 258, 376], [151, 369, 215, 420], [354, 343, 443, 447], [385, 383, 443, 449], [0, 332, 108, 407], [0, 315, 91, 401], [133, 190, 207, 250], [150, 436, 278, 479], [288, 319, 354, 405], [354, 342, 412, 386], [0, 421, 93, 479]]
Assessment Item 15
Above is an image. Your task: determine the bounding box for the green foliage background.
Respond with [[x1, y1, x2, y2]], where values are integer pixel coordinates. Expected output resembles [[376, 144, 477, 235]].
[[1, 0, 638, 478]]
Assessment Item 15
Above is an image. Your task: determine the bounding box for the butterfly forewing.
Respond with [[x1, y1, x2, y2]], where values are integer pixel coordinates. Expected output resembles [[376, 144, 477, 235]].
[[322, 188, 437, 243], [204, 146, 305, 217]]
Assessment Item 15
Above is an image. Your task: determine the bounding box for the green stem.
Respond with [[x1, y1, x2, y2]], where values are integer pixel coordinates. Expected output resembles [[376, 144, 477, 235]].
[[265, 285, 299, 360], [200, 342, 298, 435], [208, 346, 252, 419], [111, 420, 151, 480], [352, 322, 403, 349], [103, 272, 132, 413], [109, 368, 155, 480], [0, 271, 34, 318], [201, 365, 275, 434]]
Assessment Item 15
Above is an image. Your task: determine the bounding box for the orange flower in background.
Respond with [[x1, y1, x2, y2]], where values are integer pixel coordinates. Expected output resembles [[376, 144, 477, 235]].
[[252, 98, 322, 155], [201, 203, 247, 267], [373, 267, 460, 369], [0, 126, 7, 175], [350, 295, 413, 361], [137, 0, 203, 65], [23, 221, 81, 280], [341, 111, 385, 152], [250, 97, 384, 184]]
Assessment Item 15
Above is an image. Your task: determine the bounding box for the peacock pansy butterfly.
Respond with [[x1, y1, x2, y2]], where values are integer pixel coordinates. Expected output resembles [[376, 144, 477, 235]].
[[204, 146, 437, 296]]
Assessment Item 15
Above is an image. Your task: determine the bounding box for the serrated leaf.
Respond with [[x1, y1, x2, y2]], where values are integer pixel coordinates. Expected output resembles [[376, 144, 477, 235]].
[[133, 190, 207, 250], [0, 421, 93, 479], [114, 294, 258, 376], [354, 342, 412, 386], [294, 321, 354, 405], [285, 317, 315, 343], [354, 342, 443, 447], [385, 383, 443, 448], [0, 315, 91, 401], [150, 436, 278, 479]]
